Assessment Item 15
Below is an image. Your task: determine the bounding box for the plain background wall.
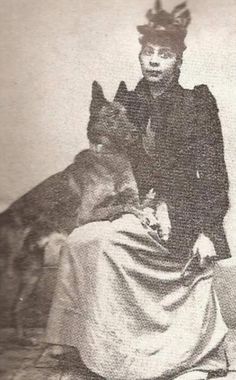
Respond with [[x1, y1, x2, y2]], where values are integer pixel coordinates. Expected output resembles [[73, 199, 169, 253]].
[[0, 0, 236, 258]]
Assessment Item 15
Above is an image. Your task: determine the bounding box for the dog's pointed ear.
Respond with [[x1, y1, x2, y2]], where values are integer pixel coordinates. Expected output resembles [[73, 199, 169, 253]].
[[114, 81, 128, 103], [92, 81, 106, 102], [90, 81, 107, 115]]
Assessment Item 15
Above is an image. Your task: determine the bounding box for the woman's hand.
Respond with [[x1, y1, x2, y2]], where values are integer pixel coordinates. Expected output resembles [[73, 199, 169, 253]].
[[155, 202, 171, 242], [193, 233, 217, 267]]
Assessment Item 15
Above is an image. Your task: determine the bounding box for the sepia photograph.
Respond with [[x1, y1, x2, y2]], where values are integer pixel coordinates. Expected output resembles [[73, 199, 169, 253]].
[[0, 0, 236, 379]]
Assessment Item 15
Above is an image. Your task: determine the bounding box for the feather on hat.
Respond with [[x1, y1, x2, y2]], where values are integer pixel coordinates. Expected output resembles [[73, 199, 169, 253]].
[[137, 1, 191, 52]]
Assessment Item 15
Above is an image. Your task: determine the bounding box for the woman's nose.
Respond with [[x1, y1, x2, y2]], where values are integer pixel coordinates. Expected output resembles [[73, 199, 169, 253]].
[[150, 54, 160, 67]]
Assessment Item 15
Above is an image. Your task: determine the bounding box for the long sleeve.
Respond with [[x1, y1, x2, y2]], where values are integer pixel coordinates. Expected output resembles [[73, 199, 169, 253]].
[[194, 85, 230, 237]]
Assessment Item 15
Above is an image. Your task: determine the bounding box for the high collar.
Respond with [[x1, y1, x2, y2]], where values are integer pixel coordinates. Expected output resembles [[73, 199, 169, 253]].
[[134, 76, 183, 102]]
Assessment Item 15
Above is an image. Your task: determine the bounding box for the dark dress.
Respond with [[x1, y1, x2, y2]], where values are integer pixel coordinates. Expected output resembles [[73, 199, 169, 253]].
[[125, 78, 230, 260]]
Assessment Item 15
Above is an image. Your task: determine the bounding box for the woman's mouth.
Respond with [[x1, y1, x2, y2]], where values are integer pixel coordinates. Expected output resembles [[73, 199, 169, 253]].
[[147, 70, 162, 77]]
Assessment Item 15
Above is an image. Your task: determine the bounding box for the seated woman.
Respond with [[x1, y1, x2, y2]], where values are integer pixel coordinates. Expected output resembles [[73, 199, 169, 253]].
[[46, 1, 231, 379]]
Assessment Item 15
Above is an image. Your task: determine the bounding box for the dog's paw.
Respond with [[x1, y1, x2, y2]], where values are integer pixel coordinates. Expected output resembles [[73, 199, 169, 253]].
[[48, 345, 65, 359]]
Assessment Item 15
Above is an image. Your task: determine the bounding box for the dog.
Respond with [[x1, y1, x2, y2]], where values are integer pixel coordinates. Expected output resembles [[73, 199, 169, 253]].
[[0, 81, 167, 344]]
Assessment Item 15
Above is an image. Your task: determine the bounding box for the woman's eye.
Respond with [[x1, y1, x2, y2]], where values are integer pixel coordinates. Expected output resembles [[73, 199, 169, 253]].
[[159, 51, 175, 59], [143, 47, 153, 56]]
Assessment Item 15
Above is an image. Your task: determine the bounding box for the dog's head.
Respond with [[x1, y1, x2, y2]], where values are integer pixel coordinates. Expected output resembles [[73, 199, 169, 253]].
[[87, 81, 140, 150]]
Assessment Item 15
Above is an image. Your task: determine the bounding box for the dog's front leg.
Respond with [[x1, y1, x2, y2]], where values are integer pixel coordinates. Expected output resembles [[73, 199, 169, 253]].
[[14, 250, 44, 345]]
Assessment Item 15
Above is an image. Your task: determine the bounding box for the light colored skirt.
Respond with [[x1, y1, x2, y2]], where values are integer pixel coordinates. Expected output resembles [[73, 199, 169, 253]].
[[46, 214, 228, 380]]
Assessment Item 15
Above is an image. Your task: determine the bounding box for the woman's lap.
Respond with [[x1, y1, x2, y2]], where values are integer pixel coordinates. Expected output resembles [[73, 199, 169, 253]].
[[46, 214, 228, 380]]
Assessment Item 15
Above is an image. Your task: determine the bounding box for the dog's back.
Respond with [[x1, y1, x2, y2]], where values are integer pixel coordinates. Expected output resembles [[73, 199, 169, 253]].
[[5, 166, 75, 225]]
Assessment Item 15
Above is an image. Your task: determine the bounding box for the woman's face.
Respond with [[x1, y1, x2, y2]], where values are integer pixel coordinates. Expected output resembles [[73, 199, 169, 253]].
[[139, 42, 179, 84]]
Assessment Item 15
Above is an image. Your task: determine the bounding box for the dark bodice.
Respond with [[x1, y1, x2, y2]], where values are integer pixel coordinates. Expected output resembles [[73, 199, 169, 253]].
[[125, 78, 230, 258]]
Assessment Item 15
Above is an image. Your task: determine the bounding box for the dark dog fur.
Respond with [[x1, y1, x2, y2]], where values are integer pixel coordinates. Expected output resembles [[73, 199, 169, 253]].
[[0, 81, 153, 344]]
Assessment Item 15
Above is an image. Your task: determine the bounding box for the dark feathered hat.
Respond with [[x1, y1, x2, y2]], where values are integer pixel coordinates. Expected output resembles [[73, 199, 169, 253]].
[[137, 1, 191, 52]]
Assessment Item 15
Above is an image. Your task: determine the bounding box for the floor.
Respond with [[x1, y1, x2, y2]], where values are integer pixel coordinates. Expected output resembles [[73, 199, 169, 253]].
[[0, 329, 101, 380], [1, 329, 236, 380]]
